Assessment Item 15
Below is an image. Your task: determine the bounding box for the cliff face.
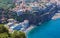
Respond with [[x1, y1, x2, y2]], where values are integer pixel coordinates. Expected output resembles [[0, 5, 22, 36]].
[[16, 4, 57, 25], [17, 11, 56, 25]]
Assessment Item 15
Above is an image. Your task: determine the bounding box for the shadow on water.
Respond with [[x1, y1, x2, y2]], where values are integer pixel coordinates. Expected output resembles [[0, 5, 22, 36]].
[[27, 20, 51, 34]]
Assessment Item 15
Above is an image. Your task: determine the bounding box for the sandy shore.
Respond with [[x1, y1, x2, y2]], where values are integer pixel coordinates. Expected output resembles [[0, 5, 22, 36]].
[[52, 13, 60, 20], [24, 25, 35, 33]]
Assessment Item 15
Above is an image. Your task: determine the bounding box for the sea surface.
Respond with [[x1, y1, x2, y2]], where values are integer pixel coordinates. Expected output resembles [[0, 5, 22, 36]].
[[27, 18, 60, 38]]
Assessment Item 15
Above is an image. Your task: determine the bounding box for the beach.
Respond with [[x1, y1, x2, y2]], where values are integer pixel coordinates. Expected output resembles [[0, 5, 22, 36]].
[[52, 13, 60, 20], [24, 25, 35, 33]]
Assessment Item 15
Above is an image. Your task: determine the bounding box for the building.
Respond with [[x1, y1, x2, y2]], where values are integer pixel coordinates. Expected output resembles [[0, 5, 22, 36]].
[[4, 19, 29, 32]]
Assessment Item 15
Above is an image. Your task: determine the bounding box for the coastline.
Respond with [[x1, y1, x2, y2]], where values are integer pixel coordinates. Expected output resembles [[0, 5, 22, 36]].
[[27, 18, 60, 38], [52, 13, 60, 20], [24, 25, 36, 33]]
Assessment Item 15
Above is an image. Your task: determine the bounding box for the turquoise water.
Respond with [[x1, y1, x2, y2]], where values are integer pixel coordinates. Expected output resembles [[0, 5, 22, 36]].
[[27, 18, 60, 38]]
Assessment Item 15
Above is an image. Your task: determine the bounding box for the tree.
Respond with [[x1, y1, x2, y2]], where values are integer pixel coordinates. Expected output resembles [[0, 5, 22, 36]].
[[11, 31, 26, 38], [0, 33, 8, 38], [19, 31, 26, 38], [0, 25, 9, 33], [0, 24, 10, 38], [0, 24, 26, 38]]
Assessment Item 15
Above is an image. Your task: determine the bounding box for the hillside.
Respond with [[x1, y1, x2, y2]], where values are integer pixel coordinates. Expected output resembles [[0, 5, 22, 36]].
[[0, 0, 14, 9]]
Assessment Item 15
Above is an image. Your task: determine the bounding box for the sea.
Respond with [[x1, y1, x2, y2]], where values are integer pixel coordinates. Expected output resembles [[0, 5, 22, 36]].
[[27, 18, 60, 38]]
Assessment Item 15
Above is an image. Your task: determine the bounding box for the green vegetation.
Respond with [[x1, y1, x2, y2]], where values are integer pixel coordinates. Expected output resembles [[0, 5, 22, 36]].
[[0, 24, 26, 38], [0, 24, 4, 26], [11, 31, 26, 38], [0, 33, 9, 38], [0, 24, 9, 38], [0, 25, 9, 33], [0, 0, 15, 9]]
